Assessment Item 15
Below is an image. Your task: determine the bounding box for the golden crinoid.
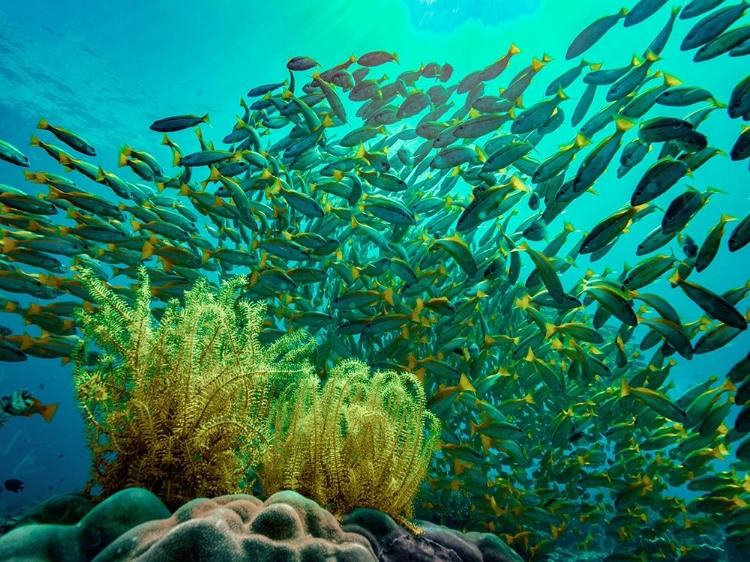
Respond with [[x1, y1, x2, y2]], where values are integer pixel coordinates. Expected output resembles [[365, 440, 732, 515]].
[[258, 358, 441, 528], [73, 267, 315, 509]]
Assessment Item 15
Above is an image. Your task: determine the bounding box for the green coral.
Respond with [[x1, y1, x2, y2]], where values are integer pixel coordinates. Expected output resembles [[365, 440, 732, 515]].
[[73, 267, 315, 509], [72, 267, 439, 524], [258, 358, 441, 527]]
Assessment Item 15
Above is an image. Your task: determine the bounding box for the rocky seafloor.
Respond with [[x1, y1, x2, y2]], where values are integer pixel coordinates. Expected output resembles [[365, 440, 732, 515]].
[[0, 488, 525, 561]]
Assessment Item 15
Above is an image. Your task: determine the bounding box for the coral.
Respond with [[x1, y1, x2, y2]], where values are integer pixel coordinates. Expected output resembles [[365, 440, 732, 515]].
[[258, 358, 441, 527], [342, 508, 525, 562], [72, 267, 316, 509], [92, 490, 375, 562], [0, 489, 527, 562], [12, 494, 94, 528], [0, 488, 170, 561]]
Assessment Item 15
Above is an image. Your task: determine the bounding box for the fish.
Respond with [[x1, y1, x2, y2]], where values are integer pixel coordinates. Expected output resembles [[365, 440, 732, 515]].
[[623, 254, 677, 290], [515, 243, 565, 304], [621, 378, 688, 423], [694, 24, 750, 60], [357, 51, 399, 67], [36, 118, 96, 156], [606, 51, 660, 102], [682, 234, 700, 258], [287, 56, 320, 71], [661, 185, 718, 235], [3, 479, 24, 493], [730, 124, 750, 160], [638, 117, 696, 143], [648, 5, 682, 55], [0, 139, 30, 167], [681, 1, 749, 50], [728, 211, 750, 251], [630, 157, 691, 205], [671, 272, 748, 329], [695, 214, 735, 271], [572, 117, 634, 193], [681, 0, 727, 20], [580, 204, 649, 255], [150, 114, 210, 132], [18, 396, 59, 422], [656, 86, 716, 106], [566, 8, 628, 59], [638, 317, 694, 359], [728, 74, 750, 118], [624, 0, 669, 27]]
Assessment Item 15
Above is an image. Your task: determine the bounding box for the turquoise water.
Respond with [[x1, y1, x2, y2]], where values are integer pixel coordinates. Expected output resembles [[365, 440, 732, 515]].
[[1, 0, 749, 559]]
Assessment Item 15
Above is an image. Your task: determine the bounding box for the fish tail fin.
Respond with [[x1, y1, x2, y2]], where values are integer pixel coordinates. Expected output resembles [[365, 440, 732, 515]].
[[118, 153, 128, 167], [383, 286, 394, 306], [37, 117, 49, 130], [96, 166, 106, 182], [40, 402, 58, 423], [509, 43, 521, 55], [722, 379, 737, 393], [203, 113, 211, 126], [392, 52, 399, 64], [355, 144, 369, 161], [411, 298, 424, 322], [141, 241, 154, 260], [664, 73, 682, 87], [2, 235, 17, 253], [621, 377, 631, 398], [30, 135, 40, 146], [475, 145, 487, 163], [575, 133, 592, 148], [458, 373, 476, 393], [208, 166, 222, 183], [615, 117, 635, 132]]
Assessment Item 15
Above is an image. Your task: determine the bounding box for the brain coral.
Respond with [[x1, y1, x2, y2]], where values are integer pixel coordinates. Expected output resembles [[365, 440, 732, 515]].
[[94, 490, 376, 562]]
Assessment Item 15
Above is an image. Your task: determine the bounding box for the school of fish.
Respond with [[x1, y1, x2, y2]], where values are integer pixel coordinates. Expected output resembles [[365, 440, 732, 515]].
[[1, 0, 750, 560]]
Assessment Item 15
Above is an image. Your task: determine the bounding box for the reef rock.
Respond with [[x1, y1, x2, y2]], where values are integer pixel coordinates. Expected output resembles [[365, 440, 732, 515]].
[[343, 508, 524, 562], [0, 488, 170, 561], [0, 487, 525, 562], [13, 494, 95, 528]]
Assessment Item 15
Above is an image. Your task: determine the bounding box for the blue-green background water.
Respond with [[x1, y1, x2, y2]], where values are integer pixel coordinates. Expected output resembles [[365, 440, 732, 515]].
[[0, 0, 748, 538]]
